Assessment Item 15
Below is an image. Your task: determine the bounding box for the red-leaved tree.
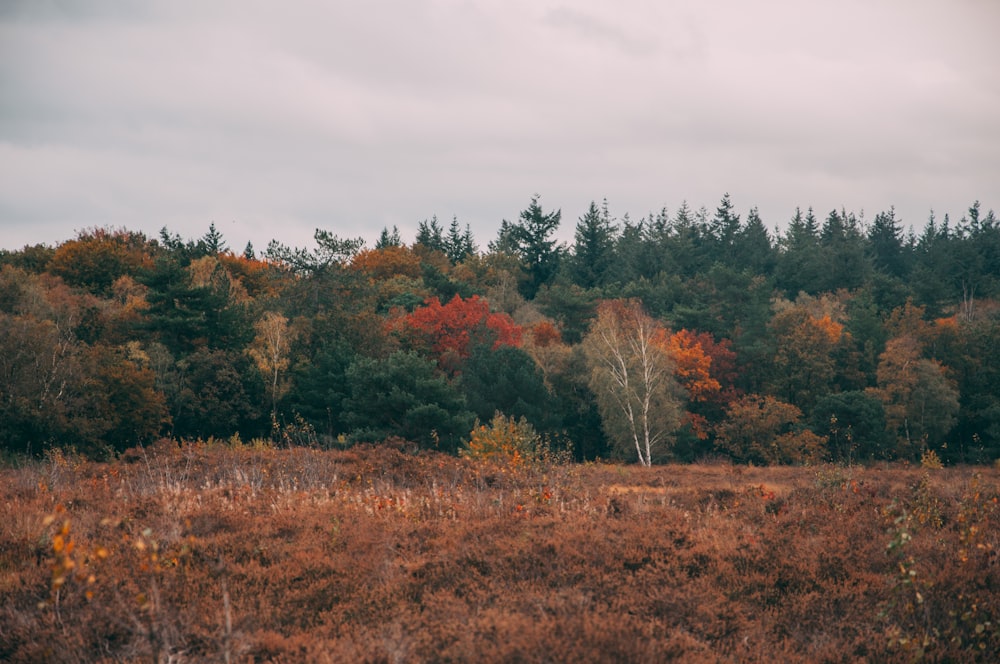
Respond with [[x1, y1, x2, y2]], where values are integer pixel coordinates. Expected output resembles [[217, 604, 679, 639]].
[[390, 295, 522, 373]]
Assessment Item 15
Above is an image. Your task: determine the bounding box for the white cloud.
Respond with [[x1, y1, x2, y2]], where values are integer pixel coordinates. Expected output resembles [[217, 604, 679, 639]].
[[1, 0, 998, 252]]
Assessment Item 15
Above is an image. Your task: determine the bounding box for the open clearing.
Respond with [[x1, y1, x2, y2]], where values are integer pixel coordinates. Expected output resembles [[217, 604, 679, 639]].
[[2, 443, 997, 662]]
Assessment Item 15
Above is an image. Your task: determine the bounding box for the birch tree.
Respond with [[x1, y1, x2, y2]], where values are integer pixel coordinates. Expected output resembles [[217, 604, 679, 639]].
[[248, 312, 297, 418], [582, 299, 682, 465]]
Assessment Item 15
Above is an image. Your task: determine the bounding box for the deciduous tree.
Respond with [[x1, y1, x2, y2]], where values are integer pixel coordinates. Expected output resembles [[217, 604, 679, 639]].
[[582, 300, 683, 465], [871, 335, 960, 458], [766, 299, 846, 412], [715, 394, 826, 465], [46, 228, 155, 297], [390, 295, 521, 373], [248, 312, 298, 420]]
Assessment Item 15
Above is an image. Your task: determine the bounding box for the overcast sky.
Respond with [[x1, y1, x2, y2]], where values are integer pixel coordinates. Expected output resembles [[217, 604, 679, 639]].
[[2, 0, 998, 254]]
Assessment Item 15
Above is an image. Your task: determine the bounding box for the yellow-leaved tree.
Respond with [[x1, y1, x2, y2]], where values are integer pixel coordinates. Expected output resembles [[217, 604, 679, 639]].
[[247, 312, 298, 420]]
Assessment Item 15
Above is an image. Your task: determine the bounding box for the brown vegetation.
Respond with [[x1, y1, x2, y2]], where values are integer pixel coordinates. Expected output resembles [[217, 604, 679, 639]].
[[1, 443, 997, 662]]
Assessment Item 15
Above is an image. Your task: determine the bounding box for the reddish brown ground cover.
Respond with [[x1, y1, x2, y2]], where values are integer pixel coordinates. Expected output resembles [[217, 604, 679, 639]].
[[1, 442, 997, 663]]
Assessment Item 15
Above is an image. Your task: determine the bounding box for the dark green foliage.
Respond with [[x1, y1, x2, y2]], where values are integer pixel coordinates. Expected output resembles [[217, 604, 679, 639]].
[[265, 229, 364, 276], [708, 192, 741, 266], [567, 200, 617, 289], [281, 341, 357, 441], [533, 282, 597, 345], [201, 223, 228, 255], [375, 225, 402, 249], [844, 287, 888, 382], [737, 207, 775, 276], [342, 351, 474, 452], [548, 346, 608, 461], [932, 318, 1000, 462], [444, 216, 476, 263], [817, 209, 870, 292], [493, 195, 564, 298], [811, 390, 889, 461], [776, 207, 822, 296], [171, 349, 266, 440], [415, 216, 446, 254], [0, 243, 56, 273], [420, 260, 473, 302], [868, 208, 910, 279], [141, 256, 252, 355], [458, 344, 557, 432]]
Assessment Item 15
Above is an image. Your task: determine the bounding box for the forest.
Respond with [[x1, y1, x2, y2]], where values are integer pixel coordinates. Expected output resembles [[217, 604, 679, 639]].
[[1, 194, 999, 466]]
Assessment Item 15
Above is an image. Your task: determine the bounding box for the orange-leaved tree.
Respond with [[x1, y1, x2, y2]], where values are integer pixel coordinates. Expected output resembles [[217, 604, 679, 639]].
[[715, 393, 826, 465], [350, 246, 424, 281], [869, 334, 959, 459], [46, 227, 155, 297], [766, 301, 847, 412], [656, 328, 739, 439], [660, 329, 721, 402]]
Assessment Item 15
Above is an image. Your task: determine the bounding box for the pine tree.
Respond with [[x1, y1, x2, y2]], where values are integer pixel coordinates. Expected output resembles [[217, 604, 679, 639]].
[[415, 216, 446, 253], [569, 200, 617, 289], [736, 207, 774, 275], [868, 208, 908, 278], [376, 225, 402, 249], [709, 193, 741, 264], [776, 207, 822, 295], [202, 222, 228, 255], [444, 216, 476, 263], [493, 195, 564, 299]]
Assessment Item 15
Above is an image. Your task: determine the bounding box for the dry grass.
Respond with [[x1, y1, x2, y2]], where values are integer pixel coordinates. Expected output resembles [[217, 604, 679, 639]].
[[1, 442, 997, 662]]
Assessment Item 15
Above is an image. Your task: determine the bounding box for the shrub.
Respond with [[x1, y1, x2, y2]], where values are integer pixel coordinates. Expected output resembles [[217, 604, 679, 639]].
[[462, 412, 541, 467]]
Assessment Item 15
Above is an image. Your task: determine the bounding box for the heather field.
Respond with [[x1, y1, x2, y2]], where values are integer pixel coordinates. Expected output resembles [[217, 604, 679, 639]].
[[1, 442, 997, 663]]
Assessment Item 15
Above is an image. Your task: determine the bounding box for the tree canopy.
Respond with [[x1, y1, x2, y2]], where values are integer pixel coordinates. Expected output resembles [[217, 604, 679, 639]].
[[2, 195, 998, 465]]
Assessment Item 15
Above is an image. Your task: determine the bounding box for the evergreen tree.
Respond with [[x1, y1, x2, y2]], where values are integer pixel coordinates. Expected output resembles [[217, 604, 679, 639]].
[[415, 216, 446, 253], [708, 193, 741, 265], [569, 200, 617, 289], [444, 216, 476, 263], [776, 207, 822, 295], [911, 212, 954, 313], [641, 207, 674, 277], [493, 195, 564, 299], [957, 201, 1000, 302], [375, 225, 402, 249], [736, 206, 774, 275], [667, 201, 707, 278], [867, 208, 908, 279], [817, 209, 869, 291], [458, 343, 557, 432], [202, 222, 228, 255], [342, 351, 474, 452], [613, 214, 648, 283]]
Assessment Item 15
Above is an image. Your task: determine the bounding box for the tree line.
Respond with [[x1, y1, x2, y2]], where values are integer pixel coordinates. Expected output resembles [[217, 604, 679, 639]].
[[1, 194, 998, 464]]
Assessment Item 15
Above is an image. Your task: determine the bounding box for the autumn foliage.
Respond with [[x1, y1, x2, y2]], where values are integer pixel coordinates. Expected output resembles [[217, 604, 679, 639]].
[[390, 294, 522, 371], [3, 198, 1000, 465], [1, 445, 997, 662]]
